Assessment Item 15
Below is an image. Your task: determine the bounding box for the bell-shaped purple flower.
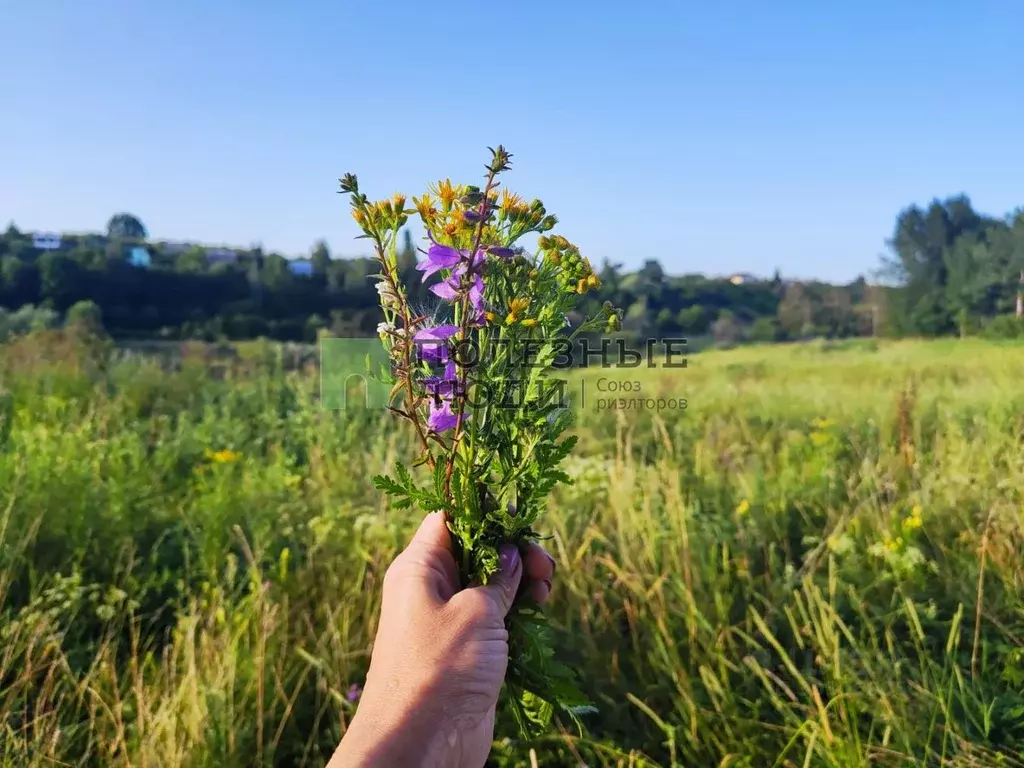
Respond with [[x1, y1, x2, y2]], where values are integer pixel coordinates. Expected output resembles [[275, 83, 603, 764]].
[[429, 269, 486, 309], [414, 325, 458, 342], [414, 324, 458, 364], [423, 360, 461, 399], [428, 399, 460, 433], [422, 359, 466, 433], [416, 241, 462, 280], [429, 279, 459, 302]]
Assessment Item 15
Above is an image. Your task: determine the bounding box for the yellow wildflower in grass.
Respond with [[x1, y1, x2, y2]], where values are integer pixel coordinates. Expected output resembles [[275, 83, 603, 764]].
[[521, 318, 538, 328], [810, 430, 830, 447], [902, 505, 924, 531], [505, 312, 519, 325], [391, 193, 406, 212], [485, 311, 497, 324], [735, 499, 750, 516], [205, 448, 242, 464]]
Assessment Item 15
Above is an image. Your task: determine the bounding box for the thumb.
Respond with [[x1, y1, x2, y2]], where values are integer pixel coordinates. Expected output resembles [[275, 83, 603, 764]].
[[481, 543, 523, 617]]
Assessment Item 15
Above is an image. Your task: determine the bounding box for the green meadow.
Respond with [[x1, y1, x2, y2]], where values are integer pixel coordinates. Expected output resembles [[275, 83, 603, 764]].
[[3, 331, 1024, 767]]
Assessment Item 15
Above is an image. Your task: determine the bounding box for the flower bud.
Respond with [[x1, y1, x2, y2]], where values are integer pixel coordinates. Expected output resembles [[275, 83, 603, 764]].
[[339, 173, 359, 194]]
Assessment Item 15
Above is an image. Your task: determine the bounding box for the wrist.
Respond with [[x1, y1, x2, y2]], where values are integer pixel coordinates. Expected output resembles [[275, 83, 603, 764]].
[[331, 673, 447, 767]]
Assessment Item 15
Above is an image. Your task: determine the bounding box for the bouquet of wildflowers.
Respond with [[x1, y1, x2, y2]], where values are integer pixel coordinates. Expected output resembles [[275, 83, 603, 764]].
[[339, 147, 620, 736]]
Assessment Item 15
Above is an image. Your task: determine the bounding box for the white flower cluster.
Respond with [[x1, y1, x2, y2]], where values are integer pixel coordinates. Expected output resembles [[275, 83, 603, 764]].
[[376, 279, 400, 308], [376, 322, 407, 337]]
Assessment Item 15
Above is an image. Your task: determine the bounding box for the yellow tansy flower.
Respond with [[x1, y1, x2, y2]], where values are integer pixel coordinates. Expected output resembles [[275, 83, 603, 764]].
[[206, 449, 241, 464], [903, 505, 923, 531]]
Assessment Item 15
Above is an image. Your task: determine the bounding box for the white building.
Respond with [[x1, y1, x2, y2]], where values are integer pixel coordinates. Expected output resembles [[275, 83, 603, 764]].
[[728, 273, 760, 286], [31, 232, 62, 250], [159, 241, 195, 255], [206, 248, 240, 264]]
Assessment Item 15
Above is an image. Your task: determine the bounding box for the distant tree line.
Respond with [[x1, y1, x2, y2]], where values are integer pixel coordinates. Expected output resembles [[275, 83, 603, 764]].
[[2, 200, 1022, 345], [881, 196, 1024, 338]]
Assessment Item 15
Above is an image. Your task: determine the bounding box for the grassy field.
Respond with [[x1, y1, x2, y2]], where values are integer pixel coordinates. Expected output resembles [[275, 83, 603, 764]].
[[3, 330, 1024, 767]]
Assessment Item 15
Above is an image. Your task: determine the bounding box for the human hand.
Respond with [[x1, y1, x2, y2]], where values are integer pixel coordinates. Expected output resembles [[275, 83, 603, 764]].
[[329, 511, 556, 768]]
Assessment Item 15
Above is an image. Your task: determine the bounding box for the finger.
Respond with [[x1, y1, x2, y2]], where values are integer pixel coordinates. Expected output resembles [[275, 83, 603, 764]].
[[407, 511, 454, 556], [529, 578, 552, 604], [479, 543, 523, 617], [522, 542, 556, 583], [390, 512, 460, 601]]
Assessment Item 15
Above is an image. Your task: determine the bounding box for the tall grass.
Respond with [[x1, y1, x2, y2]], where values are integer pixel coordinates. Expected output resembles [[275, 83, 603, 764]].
[[2, 330, 1024, 766]]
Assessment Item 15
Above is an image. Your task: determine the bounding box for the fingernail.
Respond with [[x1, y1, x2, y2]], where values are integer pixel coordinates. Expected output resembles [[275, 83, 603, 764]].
[[499, 543, 520, 573]]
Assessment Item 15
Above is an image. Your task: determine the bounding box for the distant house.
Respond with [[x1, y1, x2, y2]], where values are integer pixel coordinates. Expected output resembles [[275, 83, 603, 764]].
[[159, 241, 194, 255], [206, 248, 240, 265], [128, 246, 151, 268], [728, 273, 760, 286], [31, 232, 62, 250], [288, 259, 314, 277]]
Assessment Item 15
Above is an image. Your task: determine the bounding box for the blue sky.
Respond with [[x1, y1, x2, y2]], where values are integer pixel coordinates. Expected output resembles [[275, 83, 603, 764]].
[[2, 1, 1021, 282]]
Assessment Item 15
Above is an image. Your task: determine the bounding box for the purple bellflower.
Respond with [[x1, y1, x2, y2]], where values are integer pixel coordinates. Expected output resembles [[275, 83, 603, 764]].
[[428, 398, 460, 433], [413, 240, 520, 429], [424, 359, 462, 433], [416, 238, 462, 280], [413, 324, 458, 364]]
